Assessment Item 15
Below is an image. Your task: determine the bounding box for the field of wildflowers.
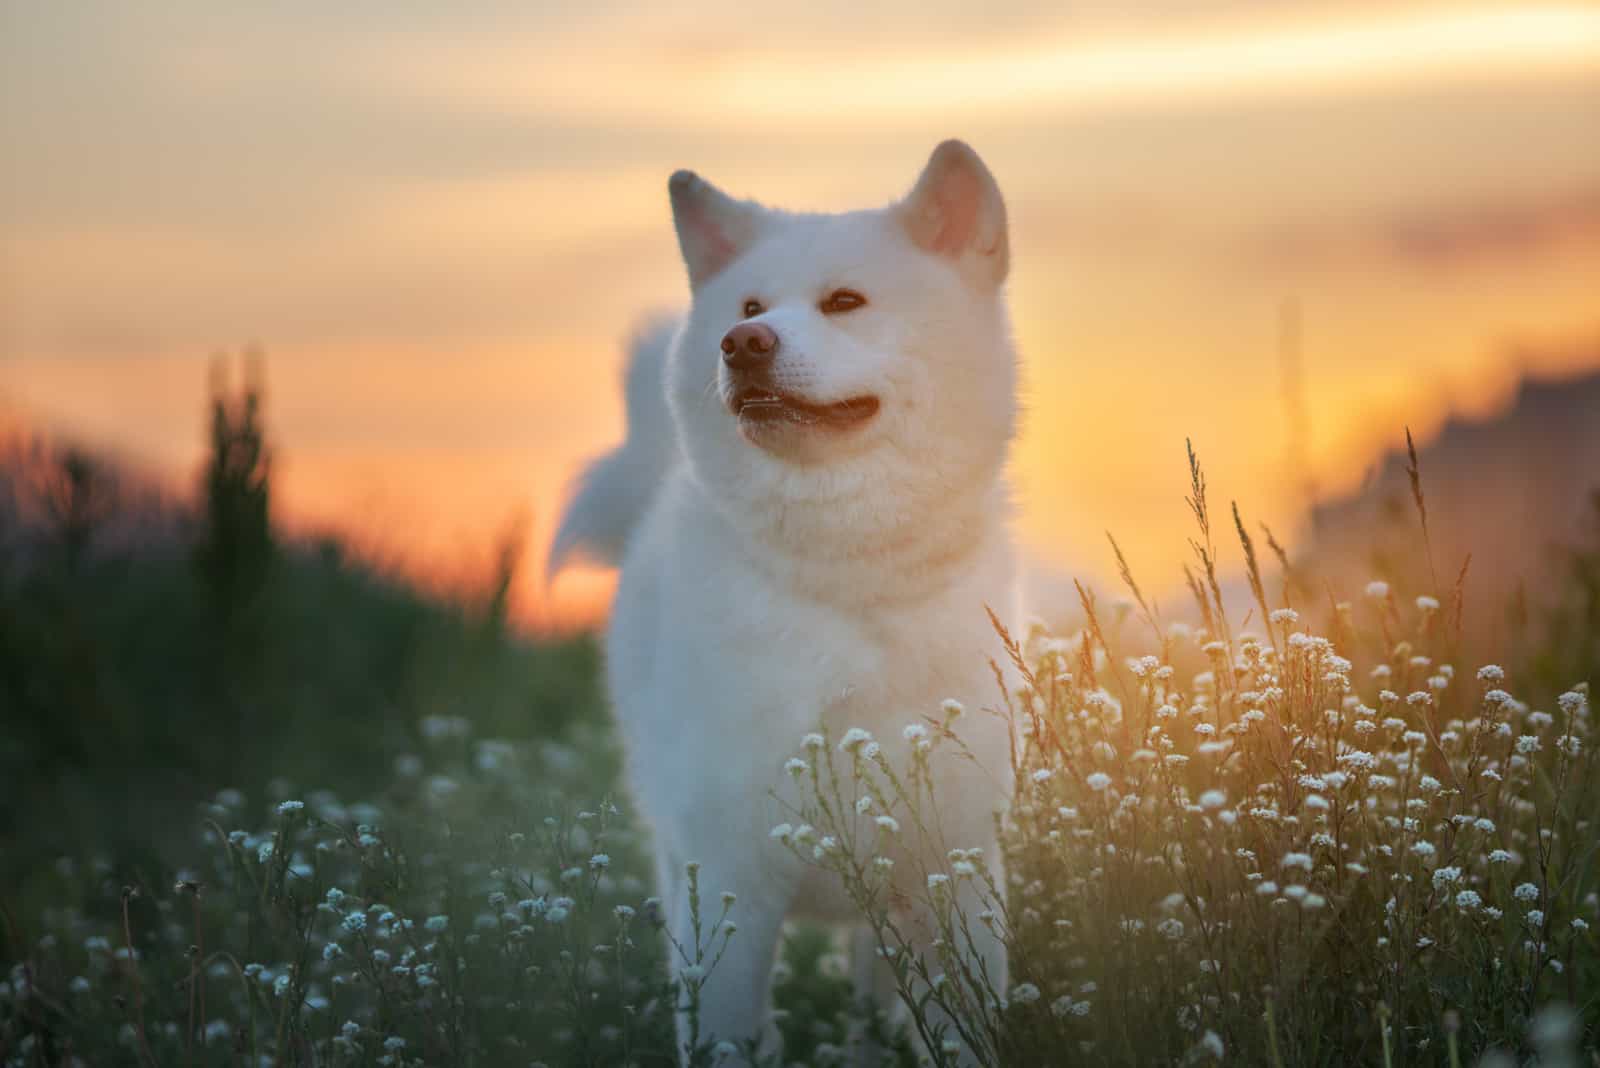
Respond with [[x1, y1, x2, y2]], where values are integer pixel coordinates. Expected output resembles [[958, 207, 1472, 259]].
[[777, 445, 1596, 1066], [3, 443, 1595, 1066]]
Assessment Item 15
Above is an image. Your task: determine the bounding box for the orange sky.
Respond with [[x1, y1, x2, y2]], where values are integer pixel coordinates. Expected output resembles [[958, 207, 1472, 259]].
[[3, 2, 1599, 628]]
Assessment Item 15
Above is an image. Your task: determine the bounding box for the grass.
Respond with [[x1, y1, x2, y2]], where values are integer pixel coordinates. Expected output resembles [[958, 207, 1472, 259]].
[[775, 442, 1597, 1065], [1, 379, 1596, 1064]]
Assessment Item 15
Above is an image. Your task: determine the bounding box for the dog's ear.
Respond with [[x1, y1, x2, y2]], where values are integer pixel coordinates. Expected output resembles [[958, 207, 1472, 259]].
[[669, 170, 769, 289], [898, 140, 1009, 287]]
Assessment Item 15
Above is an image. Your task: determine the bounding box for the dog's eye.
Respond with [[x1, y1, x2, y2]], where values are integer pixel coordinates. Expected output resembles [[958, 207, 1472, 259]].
[[742, 299, 763, 318], [819, 289, 867, 315]]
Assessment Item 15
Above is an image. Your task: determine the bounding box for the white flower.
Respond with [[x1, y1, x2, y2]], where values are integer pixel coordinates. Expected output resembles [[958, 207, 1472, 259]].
[[1201, 1030, 1225, 1059], [838, 728, 874, 753], [927, 873, 951, 891], [1418, 775, 1442, 793], [1411, 840, 1437, 858], [1416, 595, 1440, 612], [1302, 893, 1327, 910], [784, 758, 809, 777], [1282, 852, 1313, 872], [1270, 608, 1299, 625], [941, 699, 965, 719], [1010, 982, 1041, 1004], [1527, 910, 1545, 927], [1515, 735, 1541, 755], [1031, 768, 1054, 784], [1476, 665, 1506, 684], [875, 814, 900, 834], [1198, 789, 1227, 810], [590, 853, 611, 870], [1086, 772, 1112, 792], [1455, 890, 1482, 910], [383, 1036, 407, 1052], [1365, 581, 1390, 599], [1157, 918, 1185, 941], [1556, 735, 1581, 756], [424, 915, 449, 932], [1488, 849, 1514, 864], [769, 823, 793, 842], [1339, 750, 1377, 771], [854, 795, 874, 814], [903, 723, 930, 743], [1431, 866, 1462, 889], [277, 800, 305, 816], [1513, 883, 1540, 903], [801, 733, 825, 751]]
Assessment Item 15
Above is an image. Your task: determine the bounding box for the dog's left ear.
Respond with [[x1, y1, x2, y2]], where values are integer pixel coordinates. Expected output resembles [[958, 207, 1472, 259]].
[[669, 170, 770, 289], [898, 140, 1009, 287]]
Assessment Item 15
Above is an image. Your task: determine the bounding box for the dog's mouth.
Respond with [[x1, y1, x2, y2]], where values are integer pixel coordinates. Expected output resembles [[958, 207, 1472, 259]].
[[730, 387, 881, 430]]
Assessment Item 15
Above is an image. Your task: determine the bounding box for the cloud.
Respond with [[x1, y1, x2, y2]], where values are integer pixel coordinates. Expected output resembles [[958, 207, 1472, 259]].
[[1377, 186, 1600, 269], [349, 5, 1600, 128], [1250, 185, 1600, 273]]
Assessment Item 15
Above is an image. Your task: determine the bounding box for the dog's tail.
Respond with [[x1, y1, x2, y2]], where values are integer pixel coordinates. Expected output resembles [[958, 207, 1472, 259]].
[[547, 319, 679, 581]]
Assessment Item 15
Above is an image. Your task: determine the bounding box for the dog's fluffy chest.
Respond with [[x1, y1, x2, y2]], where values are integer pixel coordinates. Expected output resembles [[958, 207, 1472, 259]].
[[608, 470, 1013, 811]]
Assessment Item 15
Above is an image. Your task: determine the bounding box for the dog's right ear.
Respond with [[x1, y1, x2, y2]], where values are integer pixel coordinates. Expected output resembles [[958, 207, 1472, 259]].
[[669, 171, 768, 289]]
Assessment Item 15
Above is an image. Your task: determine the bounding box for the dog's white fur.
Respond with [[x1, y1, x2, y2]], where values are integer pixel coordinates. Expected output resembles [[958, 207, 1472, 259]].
[[551, 140, 1020, 1063]]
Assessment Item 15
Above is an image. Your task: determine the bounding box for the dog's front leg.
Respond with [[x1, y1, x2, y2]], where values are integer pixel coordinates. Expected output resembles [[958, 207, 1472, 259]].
[[671, 867, 791, 1066]]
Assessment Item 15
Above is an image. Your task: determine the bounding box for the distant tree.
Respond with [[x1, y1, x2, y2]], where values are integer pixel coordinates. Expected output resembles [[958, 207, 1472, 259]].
[[37, 446, 114, 573], [482, 512, 529, 638], [193, 349, 274, 616]]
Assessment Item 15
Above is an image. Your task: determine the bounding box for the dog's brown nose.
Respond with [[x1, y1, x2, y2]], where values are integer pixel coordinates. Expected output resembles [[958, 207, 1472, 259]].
[[720, 322, 778, 371]]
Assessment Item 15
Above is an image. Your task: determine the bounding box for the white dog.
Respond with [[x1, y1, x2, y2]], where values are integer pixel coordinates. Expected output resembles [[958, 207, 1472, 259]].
[[550, 140, 1020, 1063]]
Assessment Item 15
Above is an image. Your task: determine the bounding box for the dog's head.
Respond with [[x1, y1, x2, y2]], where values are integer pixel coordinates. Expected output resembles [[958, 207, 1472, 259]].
[[664, 140, 1018, 543]]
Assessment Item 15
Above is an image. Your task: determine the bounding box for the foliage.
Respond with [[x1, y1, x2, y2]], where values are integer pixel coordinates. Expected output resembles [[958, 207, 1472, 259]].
[[0, 369, 603, 918], [780, 446, 1598, 1066], [2, 367, 1595, 1065]]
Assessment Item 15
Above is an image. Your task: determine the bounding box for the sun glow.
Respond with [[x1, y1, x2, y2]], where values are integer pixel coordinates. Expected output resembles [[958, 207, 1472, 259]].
[[3, 3, 1598, 627]]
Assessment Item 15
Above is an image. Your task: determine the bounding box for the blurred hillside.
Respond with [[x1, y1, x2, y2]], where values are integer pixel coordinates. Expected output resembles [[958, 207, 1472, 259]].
[[1304, 360, 1600, 631], [0, 363, 605, 904]]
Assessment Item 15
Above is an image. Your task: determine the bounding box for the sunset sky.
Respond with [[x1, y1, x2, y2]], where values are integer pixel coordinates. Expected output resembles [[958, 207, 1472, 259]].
[[4, 2, 1599, 626]]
